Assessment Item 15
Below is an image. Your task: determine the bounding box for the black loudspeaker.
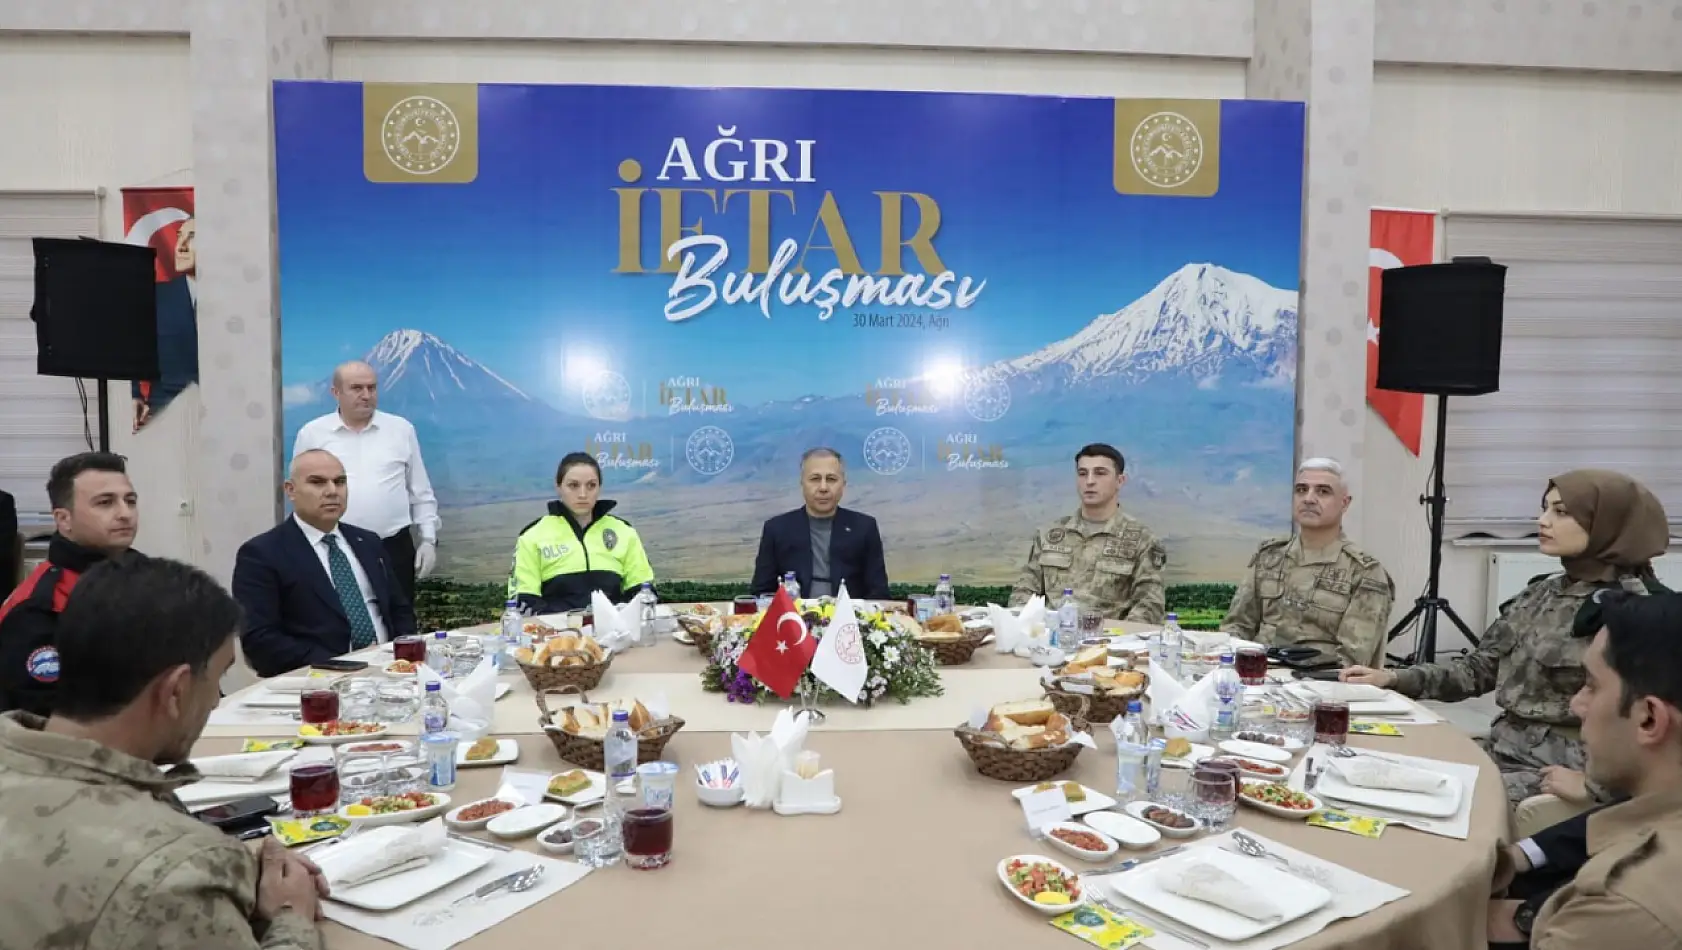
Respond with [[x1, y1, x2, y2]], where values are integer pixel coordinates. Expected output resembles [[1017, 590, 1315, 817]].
[[31, 237, 160, 380], [1375, 258, 1507, 396]]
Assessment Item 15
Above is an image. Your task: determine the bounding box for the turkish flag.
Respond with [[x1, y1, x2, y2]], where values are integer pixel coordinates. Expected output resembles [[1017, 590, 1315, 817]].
[[737, 588, 817, 699], [1367, 209, 1436, 456]]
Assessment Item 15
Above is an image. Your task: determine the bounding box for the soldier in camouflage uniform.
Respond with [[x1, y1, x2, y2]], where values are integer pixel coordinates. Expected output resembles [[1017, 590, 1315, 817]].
[[1223, 458, 1396, 668], [0, 556, 324, 950], [1344, 469, 1670, 805], [1011, 443, 1166, 624]]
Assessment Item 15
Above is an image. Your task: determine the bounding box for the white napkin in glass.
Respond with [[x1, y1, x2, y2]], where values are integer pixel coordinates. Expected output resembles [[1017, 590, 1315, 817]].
[[987, 603, 1021, 654], [189, 751, 296, 781], [440, 657, 497, 740], [1160, 861, 1284, 922], [312, 819, 447, 890], [1327, 756, 1448, 793], [731, 708, 810, 809], [589, 590, 636, 652]]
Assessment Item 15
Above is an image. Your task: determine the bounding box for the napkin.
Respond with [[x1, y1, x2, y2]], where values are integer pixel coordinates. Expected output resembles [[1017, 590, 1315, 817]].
[[730, 707, 810, 809], [1295, 681, 1389, 704], [1159, 861, 1284, 923], [419, 657, 496, 740], [312, 819, 446, 890], [1327, 756, 1448, 793], [189, 750, 296, 781], [589, 589, 638, 653], [1159, 662, 1217, 739], [987, 602, 1022, 653]]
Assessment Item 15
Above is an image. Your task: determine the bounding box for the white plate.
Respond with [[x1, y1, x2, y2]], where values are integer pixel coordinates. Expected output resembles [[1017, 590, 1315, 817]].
[[1231, 733, 1306, 752], [340, 793, 450, 828], [326, 839, 493, 912], [443, 797, 523, 831], [241, 690, 305, 709], [299, 725, 389, 745], [537, 820, 575, 854], [1315, 762, 1463, 818], [487, 803, 568, 839], [1123, 800, 1202, 838], [264, 674, 340, 693], [1041, 822, 1119, 862], [456, 738, 519, 768], [340, 739, 415, 757], [1347, 696, 1417, 717], [1161, 743, 1216, 769], [1218, 739, 1292, 763], [996, 854, 1089, 914], [1010, 784, 1117, 817], [1222, 757, 1292, 783], [1108, 847, 1331, 942], [1290, 681, 1390, 703], [544, 770, 606, 805], [672, 629, 696, 645], [1081, 811, 1162, 849], [1237, 784, 1324, 819]]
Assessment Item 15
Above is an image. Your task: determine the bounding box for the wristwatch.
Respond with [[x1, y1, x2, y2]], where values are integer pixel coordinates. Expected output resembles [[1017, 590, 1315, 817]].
[[1513, 901, 1539, 938]]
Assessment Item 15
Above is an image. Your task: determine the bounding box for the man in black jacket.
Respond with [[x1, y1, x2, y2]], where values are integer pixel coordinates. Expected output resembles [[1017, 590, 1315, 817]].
[[750, 448, 890, 600], [0, 453, 138, 715]]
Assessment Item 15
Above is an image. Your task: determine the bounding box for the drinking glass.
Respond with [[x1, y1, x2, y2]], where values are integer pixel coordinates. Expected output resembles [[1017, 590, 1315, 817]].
[[392, 636, 427, 665], [384, 754, 428, 795], [1077, 609, 1105, 637], [289, 761, 341, 817], [733, 596, 759, 615], [1235, 647, 1269, 686], [337, 753, 386, 805], [572, 818, 621, 868], [336, 678, 380, 722], [299, 689, 339, 725], [449, 638, 484, 679], [1314, 700, 1350, 746], [1275, 692, 1315, 744], [1191, 769, 1237, 831], [622, 808, 673, 869], [1156, 763, 1193, 809], [375, 681, 419, 723], [636, 761, 679, 812]]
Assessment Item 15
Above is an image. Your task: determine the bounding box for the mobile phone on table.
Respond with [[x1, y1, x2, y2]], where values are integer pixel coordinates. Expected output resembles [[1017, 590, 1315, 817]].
[[1296, 668, 1345, 681], [310, 658, 368, 673], [196, 795, 280, 832]]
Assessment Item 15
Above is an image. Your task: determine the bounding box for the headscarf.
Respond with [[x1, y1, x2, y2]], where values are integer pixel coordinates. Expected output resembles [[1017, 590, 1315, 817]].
[[1545, 469, 1670, 582]]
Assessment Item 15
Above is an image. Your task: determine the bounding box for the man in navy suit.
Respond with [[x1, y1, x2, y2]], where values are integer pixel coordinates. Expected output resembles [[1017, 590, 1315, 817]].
[[233, 449, 416, 677], [751, 447, 890, 600]]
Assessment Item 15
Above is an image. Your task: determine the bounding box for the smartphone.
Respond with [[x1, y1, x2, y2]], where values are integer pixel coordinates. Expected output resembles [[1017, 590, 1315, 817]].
[[1296, 668, 1346, 681], [311, 658, 368, 673], [196, 795, 280, 831]]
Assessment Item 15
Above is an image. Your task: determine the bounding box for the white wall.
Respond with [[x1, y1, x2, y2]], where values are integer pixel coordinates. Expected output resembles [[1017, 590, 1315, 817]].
[[1365, 64, 1682, 655], [0, 35, 199, 565]]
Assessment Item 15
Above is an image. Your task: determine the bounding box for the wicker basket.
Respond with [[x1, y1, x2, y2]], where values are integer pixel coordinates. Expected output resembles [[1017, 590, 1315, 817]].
[[917, 629, 987, 666], [954, 694, 1090, 782], [1042, 678, 1148, 724], [535, 686, 686, 770], [515, 647, 613, 693], [675, 615, 719, 656]]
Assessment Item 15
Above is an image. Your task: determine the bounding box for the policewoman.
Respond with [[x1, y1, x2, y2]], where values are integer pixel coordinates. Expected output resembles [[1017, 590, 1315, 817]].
[[508, 452, 656, 613]]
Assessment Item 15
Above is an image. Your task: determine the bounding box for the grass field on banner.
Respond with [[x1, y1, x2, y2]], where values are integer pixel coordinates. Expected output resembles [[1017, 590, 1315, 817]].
[[415, 578, 1234, 632]]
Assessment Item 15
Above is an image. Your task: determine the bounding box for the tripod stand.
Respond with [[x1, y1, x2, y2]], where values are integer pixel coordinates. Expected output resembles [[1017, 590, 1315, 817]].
[[1387, 395, 1480, 665]]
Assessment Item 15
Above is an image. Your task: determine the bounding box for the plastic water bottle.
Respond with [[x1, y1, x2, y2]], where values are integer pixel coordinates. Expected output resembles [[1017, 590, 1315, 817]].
[[1209, 651, 1242, 741], [1055, 588, 1077, 649], [601, 709, 638, 865], [1112, 700, 1149, 804], [782, 571, 801, 601], [636, 582, 658, 648], [1144, 737, 1167, 799], [1156, 613, 1184, 682], [933, 574, 955, 615], [427, 631, 453, 678], [420, 681, 449, 736], [499, 600, 522, 670]]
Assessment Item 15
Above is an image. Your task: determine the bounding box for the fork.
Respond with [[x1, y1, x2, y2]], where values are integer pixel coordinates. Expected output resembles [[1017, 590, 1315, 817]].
[[413, 865, 545, 927], [1230, 831, 1334, 888]]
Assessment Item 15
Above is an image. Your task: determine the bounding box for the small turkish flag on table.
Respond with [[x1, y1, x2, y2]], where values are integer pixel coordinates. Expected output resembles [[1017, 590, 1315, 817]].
[[738, 588, 817, 699]]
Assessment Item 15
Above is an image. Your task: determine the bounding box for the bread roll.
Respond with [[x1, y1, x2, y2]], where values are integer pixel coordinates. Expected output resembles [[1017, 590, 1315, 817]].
[[925, 613, 963, 634], [1062, 645, 1108, 673], [989, 698, 1056, 727]]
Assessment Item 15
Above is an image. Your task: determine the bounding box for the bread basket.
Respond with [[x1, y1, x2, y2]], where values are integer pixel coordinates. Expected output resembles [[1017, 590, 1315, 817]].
[[954, 694, 1090, 782], [675, 613, 717, 656], [917, 628, 988, 666], [515, 643, 613, 693], [1042, 671, 1149, 724], [535, 686, 686, 770]]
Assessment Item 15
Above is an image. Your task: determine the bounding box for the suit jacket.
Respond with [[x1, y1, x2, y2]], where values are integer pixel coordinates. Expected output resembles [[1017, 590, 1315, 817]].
[[233, 518, 415, 678], [750, 507, 890, 600]]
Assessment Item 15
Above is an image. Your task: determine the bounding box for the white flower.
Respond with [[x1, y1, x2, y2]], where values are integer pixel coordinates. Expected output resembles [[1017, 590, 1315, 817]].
[[883, 646, 900, 666], [868, 630, 888, 648]]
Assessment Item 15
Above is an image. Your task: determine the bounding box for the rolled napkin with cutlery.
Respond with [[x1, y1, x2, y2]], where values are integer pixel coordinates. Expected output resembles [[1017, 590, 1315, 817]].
[[312, 819, 447, 890], [1159, 861, 1285, 922], [188, 750, 297, 782], [1327, 756, 1448, 793]]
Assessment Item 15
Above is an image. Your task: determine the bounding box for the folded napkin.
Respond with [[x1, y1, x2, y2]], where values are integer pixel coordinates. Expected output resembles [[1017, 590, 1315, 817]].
[[730, 707, 810, 809], [1328, 756, 1448, 794], [312, 819, 447, 890], [189, 751, 296, 781], [1296, 681, 1389, 704], [1160, 861, 1284, 923], [589, 589, 638, 653], [419, 655, 497, 740]]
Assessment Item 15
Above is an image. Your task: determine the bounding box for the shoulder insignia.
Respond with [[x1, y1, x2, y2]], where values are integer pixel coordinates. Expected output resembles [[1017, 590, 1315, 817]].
[[602, 527, 618, 551], [1046, 527, 1067, 545], [26, 645, 60, 684]]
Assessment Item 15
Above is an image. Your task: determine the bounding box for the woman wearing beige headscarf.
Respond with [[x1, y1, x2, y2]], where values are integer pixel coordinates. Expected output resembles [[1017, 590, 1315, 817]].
[[1341, 469, 1669, 805]]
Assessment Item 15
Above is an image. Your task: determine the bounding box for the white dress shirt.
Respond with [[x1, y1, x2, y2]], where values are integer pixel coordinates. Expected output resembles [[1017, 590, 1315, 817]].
[[293, 514, 391, 644], [292, 410, 440, 542]]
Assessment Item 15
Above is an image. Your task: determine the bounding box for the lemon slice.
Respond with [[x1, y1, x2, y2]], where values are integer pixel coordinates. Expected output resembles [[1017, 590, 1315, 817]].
[[345, 804, 372, 817], [1034, 891, 1071, 906], [298, 724, 321, 736]]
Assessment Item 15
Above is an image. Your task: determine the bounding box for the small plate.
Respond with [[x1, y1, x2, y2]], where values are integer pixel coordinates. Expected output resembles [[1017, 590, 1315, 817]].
[[1041, 822, 1119, 862], [487, 803, 568, 839], [1124, 800, 1202, 838], [1161, 743, 1216, 770], [456, 738, 519, 768], [997, 854, 1089, 914], [443, 797, 522, 831], [298, 724, 389, 745], [339, 739, 414, 757], [1217, 739, 1292, 763], [1010, 784, 1117, 817], [1237, 783, 1323, 819], [1222, 756, 1292, 783], [544, 770, 606, 805], [537, 820, 575, 854], [339, 793, 450, 828], [1231, 732, 1306, 752], [1081, 810, 1162, 849], [672, 629, 696, 645], [381, 662, 419, 677]]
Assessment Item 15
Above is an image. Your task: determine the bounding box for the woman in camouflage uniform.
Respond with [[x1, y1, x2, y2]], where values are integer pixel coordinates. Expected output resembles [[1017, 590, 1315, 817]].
[[1342, 469, 1669, 805]]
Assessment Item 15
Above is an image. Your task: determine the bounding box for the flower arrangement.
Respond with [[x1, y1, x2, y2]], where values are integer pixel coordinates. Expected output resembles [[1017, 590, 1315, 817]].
[[701, 599, 944, 706]]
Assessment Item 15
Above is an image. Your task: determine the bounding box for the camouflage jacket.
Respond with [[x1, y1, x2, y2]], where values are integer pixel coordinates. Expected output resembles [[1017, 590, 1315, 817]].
[[1222, 535, 1396, 668], [0, 712, 321, 950], [1392, 573, 1652, 722], [1009, 510, 1166, 623]]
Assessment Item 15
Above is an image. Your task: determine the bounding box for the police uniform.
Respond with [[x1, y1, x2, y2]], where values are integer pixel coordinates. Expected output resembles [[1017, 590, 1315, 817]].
[[1529, 786, 1682, 949], [508, 499, 655, 613], [1009, 510, 1166, 624], [1221, 535, 1395, 669], [0, 712, 320, 950], [0, 534, 112, 716]]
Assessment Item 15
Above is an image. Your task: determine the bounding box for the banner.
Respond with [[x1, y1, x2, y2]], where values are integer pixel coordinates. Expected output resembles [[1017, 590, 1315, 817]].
[[1367, 209, 1437, 456], [121, 187, 197, 432], [274, 83, 1306, 585]]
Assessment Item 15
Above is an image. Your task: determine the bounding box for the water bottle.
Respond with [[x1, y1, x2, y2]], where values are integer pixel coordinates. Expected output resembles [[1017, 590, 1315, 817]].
[[1144, 737, 1167, 799], [933, 574, 955, 615], [1112, 700, 1149, 804], [636, 582, 658, 648], [782, 571, 801, 601], [1055, 588, 1077, 649], [427, 631, 453, 678], [499, 600, 522, 670], [601, 709, 638, 865], [420, 681, 449, 735], [1209, 651, 1242, 741], [1156, 612, 1184, 682]]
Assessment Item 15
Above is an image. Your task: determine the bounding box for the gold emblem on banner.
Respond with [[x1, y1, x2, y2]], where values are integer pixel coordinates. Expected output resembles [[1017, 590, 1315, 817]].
[[1113, 99, 1220, 197], [363, 83, 479, 183]]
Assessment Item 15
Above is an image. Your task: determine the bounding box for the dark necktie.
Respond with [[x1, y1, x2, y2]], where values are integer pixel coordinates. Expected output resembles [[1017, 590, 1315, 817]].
[[322, 534, 378, 650]]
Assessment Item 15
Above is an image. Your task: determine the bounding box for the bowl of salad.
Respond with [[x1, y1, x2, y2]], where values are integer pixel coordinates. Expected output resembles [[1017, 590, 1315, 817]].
[[1238, 781, 1323, 819], [339, 791, 450, 828], [997, 854, 1088, 914]]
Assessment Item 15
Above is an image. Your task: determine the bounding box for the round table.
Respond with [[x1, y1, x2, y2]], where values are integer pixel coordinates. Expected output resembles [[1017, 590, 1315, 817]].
[[201, 615, 1504, 950]]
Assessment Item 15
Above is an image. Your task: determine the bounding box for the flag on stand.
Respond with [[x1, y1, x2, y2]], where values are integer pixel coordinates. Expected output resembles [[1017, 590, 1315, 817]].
[[1367, 209, 1437, 456], [810, 581, 868, 703], [737, 587, 817, 700]]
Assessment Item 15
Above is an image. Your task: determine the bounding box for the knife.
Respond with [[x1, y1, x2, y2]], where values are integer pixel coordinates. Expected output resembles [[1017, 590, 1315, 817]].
[[1081, 844, 1186, 877]]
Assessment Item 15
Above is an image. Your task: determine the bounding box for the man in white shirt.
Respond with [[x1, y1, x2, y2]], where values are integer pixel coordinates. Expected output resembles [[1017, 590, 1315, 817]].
[[292, 361, 439, 604]]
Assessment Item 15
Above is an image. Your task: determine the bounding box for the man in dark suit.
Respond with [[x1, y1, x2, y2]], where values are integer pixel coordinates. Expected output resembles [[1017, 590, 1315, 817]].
[[751, 447, 890, 600], [1489, 803, 1614, 947], [232, 449, 415, 677]]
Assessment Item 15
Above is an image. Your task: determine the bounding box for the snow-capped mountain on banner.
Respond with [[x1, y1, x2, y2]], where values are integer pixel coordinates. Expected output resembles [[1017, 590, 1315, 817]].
[[1003, 262, 1298, 392], [365, 329, 537, 407]]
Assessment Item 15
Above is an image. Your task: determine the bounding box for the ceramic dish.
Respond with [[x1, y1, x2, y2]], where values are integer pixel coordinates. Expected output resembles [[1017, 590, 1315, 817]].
[[339, 792, 450, 828], [1010, 783, 1117, 818], [487, 803, 569, 839], [1040, 822, 1119, 862], [696, 782, 745, 807], [1081, 810, 1163, 849], [442, 797, 523, 831], [1237, 782, 1324, 819], [1217, 739, 1293, 763], [996, 854, 1089, 914], [298, 723, 389, 745], [1123, 800, 1203, 838], [537, 820, 575, 855]]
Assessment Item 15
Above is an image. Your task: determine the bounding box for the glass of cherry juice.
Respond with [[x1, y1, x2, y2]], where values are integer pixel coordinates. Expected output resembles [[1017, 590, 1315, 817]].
[[1314, 699, 1351, 746], [622, 807, 673, 869], [289, 761, 341, 817], [392, 635, 427, 665], [299, 688, 340, 725], [1235, 647, 1269, 686], [732, 596, 759, 616]]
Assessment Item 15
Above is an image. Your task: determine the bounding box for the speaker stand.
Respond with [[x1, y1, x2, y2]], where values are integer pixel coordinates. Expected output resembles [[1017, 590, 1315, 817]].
[[95, 379, 111, 452], [1386, 395, 1480, 665]]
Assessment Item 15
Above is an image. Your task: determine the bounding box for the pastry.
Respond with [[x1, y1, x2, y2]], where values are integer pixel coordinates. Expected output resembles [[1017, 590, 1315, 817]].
[[464, 737, 499, 761], [1032, 780, 1086, 803], [925, 613, 963, 634], [546, 770, 592, 798], [1164, 737, 1192, 759]]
